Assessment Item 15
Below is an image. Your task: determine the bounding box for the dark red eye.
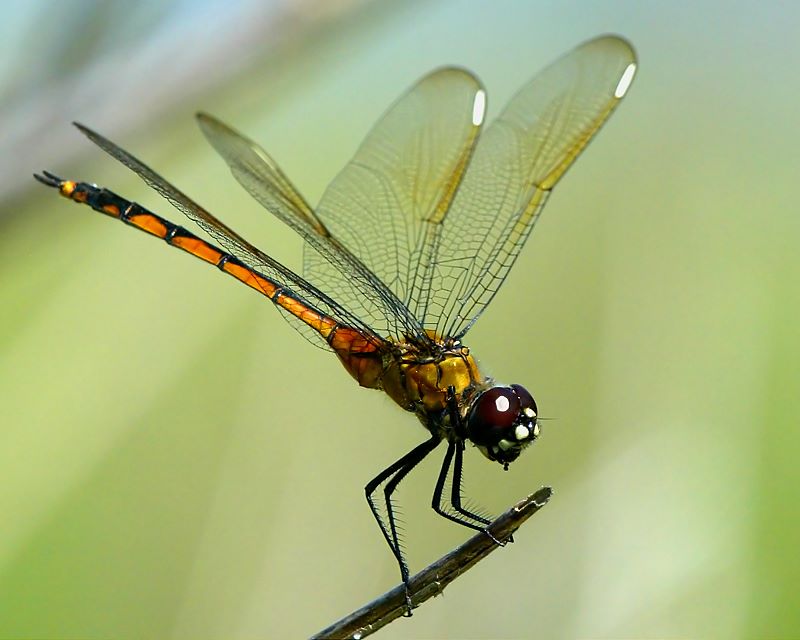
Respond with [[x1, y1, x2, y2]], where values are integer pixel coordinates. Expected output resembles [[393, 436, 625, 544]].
[[511, 384, 537, 416], [467, 387, 519, 445]]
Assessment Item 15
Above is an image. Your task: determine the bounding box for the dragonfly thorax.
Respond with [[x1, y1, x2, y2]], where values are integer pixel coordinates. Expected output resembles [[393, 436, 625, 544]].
[[377, 344, 479, 417]]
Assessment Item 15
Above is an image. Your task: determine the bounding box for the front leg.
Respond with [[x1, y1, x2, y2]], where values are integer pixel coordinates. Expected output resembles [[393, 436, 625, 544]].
[[431, 387, 509, 545], [431, 439, 491, 530]]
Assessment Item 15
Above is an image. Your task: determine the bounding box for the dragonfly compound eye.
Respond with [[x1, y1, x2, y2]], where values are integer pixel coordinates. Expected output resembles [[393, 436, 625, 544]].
[[468, 385, 540, 465]]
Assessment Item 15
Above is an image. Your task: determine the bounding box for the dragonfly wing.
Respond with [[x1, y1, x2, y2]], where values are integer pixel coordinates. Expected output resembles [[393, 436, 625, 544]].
[[426, 35, 637, 338], [74, 123, 385, 351], [311, 67, 484, 342], [197, 110, 432, 345], [196, 113, 327, 238]]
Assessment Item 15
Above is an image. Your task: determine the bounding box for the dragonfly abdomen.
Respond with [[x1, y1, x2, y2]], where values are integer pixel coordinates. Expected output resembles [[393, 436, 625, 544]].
[[35, 173, 373, 357]]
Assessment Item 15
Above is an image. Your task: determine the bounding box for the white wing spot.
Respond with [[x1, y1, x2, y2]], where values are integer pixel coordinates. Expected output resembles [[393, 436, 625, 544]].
[[614, 63, 636, 99], [472, 89, 486, 126], [495, 395, 510, 412]]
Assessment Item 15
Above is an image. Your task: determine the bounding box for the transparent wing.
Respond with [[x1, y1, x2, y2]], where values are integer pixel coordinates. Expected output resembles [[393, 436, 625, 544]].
[[197, 66, 483, 344], [309, 67, 484, 342], [196, 112, 324, 233], [74, 123, 386, 351], [196, 113, 417, 344], [426, 35, 637, 338]]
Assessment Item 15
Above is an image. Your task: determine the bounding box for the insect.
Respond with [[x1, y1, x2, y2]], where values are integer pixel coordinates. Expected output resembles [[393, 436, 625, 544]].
[[36, 35, 636, 608]]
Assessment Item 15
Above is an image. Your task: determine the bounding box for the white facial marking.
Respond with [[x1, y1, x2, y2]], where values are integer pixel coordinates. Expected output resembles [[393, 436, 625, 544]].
[[533, 423, 540, 437], [495, 395, 511, 413], [472, 89, 487, 126], [615, 63, 637, 98], [498, 439, 515, 451], [523, 407, 536, 418], [514, 425, 530, 441]]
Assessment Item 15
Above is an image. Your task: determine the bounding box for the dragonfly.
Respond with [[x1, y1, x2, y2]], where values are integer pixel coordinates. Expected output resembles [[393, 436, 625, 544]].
[[36, 35, 636, 608]]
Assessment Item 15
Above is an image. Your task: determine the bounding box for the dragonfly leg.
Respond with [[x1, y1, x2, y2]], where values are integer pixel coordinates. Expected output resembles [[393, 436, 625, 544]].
[[431, 440, 488, 529], [431, 440, 512, 546], [431, 388, 510, 544], [453, 440, 513, 546], [365, 435, 441, 614]]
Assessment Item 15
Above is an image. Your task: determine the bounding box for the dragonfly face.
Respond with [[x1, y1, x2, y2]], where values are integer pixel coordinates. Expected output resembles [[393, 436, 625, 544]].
[[467, 384, 540, 467], [36, 34, 636, 610]]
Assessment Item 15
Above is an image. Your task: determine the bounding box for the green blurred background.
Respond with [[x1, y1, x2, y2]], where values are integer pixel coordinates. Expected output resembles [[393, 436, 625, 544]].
[[1, 1, 798, 637]]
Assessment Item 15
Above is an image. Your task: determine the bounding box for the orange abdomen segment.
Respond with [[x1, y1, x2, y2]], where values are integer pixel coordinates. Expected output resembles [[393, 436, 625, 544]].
[[45, 177, 384, 362], [329, 326, 384, 388]]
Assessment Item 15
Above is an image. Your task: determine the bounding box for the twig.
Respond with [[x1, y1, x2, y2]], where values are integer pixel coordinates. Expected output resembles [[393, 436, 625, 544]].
[[311, 486, 553, 639]]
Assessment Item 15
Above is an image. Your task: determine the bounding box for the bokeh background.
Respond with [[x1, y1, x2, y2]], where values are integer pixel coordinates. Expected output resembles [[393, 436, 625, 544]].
[[1, 1, 798, 638]]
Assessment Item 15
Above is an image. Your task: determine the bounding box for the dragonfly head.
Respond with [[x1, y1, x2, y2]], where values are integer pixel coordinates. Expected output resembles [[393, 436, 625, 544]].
[[466, 384, 540, 469]]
